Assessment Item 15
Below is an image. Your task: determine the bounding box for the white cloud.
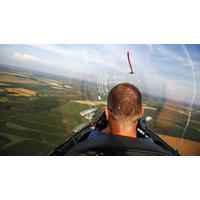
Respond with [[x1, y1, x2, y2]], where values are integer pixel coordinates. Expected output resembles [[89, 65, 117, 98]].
[[157, 46, 186, 63], [13, 52, 51, 65], [30, 44, 127, 72], [23, 44, 199, 104]]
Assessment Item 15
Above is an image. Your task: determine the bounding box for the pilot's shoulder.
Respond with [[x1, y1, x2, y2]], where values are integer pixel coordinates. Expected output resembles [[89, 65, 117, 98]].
[[87, 129, 103, 139]]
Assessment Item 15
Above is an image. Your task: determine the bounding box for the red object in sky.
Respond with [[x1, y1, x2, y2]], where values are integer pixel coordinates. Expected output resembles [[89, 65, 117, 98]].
[[127, 51, 134, 74]]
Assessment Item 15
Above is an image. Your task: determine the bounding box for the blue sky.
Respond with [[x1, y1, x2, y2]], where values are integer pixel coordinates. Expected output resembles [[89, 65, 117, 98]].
[[0, 44, 199, 104]]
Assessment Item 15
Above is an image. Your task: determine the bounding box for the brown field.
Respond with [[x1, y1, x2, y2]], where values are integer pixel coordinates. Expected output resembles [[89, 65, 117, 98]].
[[0, 72, 31, 77], [71, 101, 158, 108], [0, 74, 39, 84], [164, 105, 188, 115], [40, 80, 63, 87], [156, 102, 187, 130], [52, 86, 64, 90], [64, 85, 72, 89], [48, 82, 62, 88], [71, 100, 107, 106], [4, 88, 37, 97], [143, 106, 157, 111], [158, 134, 200, 156], [0, 83, 11, 86]]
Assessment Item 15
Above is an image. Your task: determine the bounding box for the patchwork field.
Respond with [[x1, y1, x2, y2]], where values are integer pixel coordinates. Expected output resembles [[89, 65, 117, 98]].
[[159, 134, 200, 156], [0, 65, 199, 155], [3, 88, 37, 96], [0, 67, 94, 155]]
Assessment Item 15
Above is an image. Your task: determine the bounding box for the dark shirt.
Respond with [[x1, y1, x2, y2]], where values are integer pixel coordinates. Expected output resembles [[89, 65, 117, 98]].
[[87, 129, 103, 139], [88, 128, 154, 143]]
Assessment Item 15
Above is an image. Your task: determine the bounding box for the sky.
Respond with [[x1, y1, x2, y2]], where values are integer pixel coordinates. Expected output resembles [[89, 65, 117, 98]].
[[0, 44, 200, 104]]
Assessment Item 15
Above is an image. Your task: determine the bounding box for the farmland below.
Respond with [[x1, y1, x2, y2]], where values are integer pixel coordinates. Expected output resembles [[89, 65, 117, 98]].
[[0, 65, 200, 155]]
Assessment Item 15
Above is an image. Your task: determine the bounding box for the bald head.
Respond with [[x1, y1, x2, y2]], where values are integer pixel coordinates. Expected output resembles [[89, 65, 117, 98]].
[[107, 83, 142, 122]]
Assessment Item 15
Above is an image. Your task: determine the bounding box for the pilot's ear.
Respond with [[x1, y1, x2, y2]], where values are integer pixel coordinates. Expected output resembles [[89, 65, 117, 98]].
[[104, 106, 110, 120], [139, 107, 144, 119]]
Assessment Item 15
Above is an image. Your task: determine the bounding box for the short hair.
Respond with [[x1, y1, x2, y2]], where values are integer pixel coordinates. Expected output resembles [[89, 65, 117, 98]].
[[107, 83, 142, 121]]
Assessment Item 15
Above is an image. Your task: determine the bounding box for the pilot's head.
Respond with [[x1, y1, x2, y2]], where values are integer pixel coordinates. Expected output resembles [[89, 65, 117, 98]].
[[105, 83, 144, 138]]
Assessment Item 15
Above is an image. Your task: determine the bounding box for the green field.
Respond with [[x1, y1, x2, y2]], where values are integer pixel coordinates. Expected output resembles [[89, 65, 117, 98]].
[[0, 66, 200, 155], [0, 67, 98, 155], [142, 100, 200, 141]]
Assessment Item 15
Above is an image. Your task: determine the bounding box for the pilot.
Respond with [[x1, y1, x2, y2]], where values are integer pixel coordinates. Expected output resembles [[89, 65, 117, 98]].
[[88, 82, 144, 139]]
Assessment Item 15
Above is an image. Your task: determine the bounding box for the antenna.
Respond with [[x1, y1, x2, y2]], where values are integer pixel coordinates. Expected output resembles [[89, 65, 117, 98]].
[[127, 51, 134, 74]]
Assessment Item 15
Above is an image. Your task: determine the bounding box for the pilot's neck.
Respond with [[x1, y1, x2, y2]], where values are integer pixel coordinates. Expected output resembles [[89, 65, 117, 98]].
[[109, 121, 137, 138]]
